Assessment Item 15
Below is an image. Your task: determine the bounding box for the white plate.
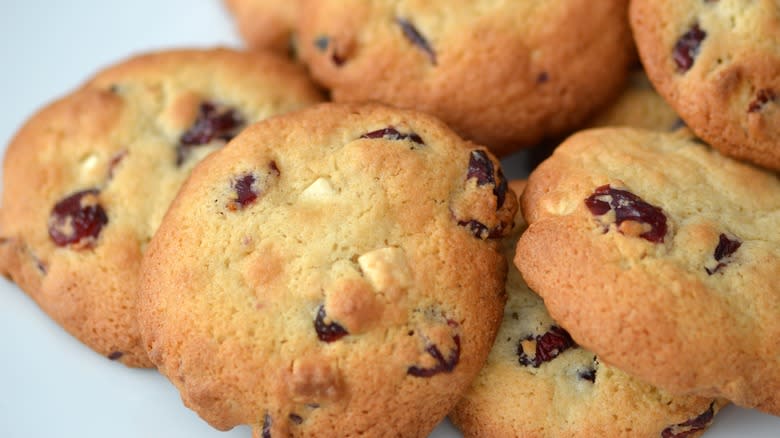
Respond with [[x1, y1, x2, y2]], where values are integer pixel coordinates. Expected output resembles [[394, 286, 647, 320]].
[[0, 1, 777, 437]]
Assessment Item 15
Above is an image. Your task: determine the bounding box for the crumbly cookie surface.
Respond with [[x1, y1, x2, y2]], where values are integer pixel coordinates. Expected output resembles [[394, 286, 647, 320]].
[[516, 128, 780, 415], [587, 70, 682, 131], [451, 180, 723, 438], [138, 103, 516, 436], [0, 48, 323, 367], [297, 0, 635, 155], [631, 0, 780, 170], [225, 0, 301, 54]]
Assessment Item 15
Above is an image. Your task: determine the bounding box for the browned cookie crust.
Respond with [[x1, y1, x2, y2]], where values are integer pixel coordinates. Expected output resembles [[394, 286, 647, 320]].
[[0, 48, 323, 367], [138, 103, 516, 437], [516, 128, 780, 415], [631, 0, 780, 170], [297, 0, 635, 156]]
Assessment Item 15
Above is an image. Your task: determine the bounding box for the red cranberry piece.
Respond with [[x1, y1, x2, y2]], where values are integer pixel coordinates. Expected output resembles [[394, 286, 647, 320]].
[[314, 305, 349, 342], [107, 351, 123, 361], [457, 219, 506, 240], [230, 174, 258, 210], [407, 334, 460, 377], [748, 89, 776, 113], [537, 72, 549, 84], [177, 101, 245, 165], [467, 150, 496, 186], [673, 24, 706, 73], [262, 413, 272, 438], [585, 185, 668, 243], [227, 162, 279, 211], [517, 326, 576, 368], [396, 18, 437, 65], [48, 189, 108, 247], [705, 233, 741, 275], [359, 126, 424, 145], [662, 402, 716, 438], [467, 150, 507, 209], [289, 413, 303, 425]]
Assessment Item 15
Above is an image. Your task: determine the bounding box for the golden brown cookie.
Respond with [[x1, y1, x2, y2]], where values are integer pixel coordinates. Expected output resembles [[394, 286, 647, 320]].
[[297, 0, 635, 156], [0, 48, 323, 367], [138, 103, 516, 436], [516, 128, 780, 415], [631, 0, 780, 170]]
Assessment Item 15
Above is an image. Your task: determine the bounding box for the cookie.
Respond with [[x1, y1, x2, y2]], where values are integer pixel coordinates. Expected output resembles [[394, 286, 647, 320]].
[[631, 0, 780, 170], [451, 180, 724, 438], [138, 103, 517, 436], [0, 48, 323, 367], [296, 0, 635, 156], [225, 0, 300, 54], [515, 128, 780, 415], [587, 70, 682, 131]]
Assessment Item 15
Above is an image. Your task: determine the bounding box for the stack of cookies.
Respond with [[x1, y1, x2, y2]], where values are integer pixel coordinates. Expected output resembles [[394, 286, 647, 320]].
[[1, 0, 778, 437]]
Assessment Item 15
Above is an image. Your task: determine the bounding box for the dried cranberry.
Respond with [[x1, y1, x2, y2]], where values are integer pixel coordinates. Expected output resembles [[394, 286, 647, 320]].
[[585, 185, 668, 243], [673, 24, 707, 72], [517, 326, 576, 368], [314, 305, 349, 342], [457, 219, 505, 240], [48, 189, 108, 247], [467, 150, 496, 186], [289, 413, 303, 425], [359, 126, 424, 145], [661, 402, 715, 438], [262, 413, 272, 438], [107, 351, 124, 361], [467, 150, 507, 209], [177, 101, 244, 165], [396, 18, 437, 65], [748, 89, 776, 113], [228, 174, 258, 210], [537, 72, 549, 84], [331, 52, 347, 66], [408, 335, 460, 377], [705, 233, 741, 275]]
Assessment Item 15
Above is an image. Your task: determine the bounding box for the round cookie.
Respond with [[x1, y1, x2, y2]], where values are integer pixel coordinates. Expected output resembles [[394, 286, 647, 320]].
[[515, 128, 780, 415], [225, 0, 300, 54], [138, 103, 517, 436], [296, 0, 635, 156], [631, 0, 780, 170], [0, 48, 323, 367], [451, 180, 724, 438], [587, 70, 682, 132]]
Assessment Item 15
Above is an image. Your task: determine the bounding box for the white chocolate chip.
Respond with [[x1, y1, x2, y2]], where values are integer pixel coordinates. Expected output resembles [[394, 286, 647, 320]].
[[300, 177, 335, 201], [357, 247, 412, 292]]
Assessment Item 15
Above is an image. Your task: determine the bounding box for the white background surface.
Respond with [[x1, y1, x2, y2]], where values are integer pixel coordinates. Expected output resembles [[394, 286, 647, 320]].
[[0, 2, 777, 437]]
